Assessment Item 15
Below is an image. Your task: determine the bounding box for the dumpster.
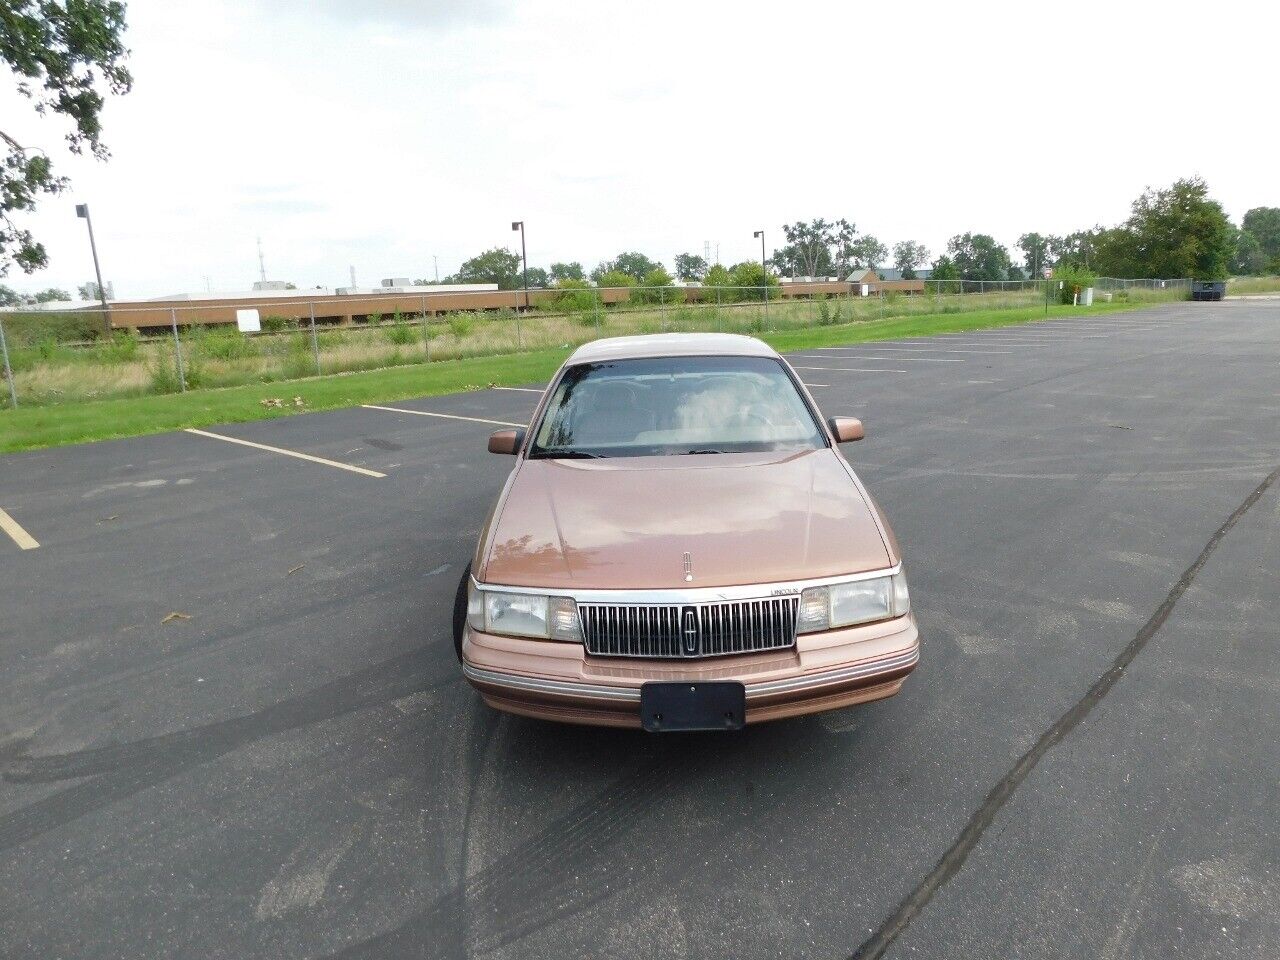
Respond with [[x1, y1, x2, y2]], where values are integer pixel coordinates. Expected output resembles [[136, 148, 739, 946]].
[[1190, 281, 1226, 301]]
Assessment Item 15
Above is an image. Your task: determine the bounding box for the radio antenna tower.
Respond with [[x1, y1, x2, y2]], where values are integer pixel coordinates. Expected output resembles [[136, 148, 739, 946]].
[[257, 237, 267, 283]]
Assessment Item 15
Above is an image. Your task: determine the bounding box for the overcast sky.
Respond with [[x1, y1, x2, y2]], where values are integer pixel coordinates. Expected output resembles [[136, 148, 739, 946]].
[[4, 0, 1277, 298]]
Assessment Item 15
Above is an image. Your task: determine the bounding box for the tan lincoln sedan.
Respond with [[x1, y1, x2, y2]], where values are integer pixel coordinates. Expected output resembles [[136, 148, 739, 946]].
[[454, 333, 919, 730]]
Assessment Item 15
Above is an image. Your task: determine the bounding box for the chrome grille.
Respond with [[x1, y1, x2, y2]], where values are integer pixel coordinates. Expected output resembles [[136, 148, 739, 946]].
[[580, 597, 799, 659]]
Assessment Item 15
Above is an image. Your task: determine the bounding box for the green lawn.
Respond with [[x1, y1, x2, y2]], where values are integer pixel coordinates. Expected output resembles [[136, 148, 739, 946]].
[[0, 301, 1156, 454]]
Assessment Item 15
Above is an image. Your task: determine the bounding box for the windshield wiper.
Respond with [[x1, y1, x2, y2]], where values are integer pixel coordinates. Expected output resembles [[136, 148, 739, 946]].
[[532, 448, 603, 459], [683, 448, 728, 455]]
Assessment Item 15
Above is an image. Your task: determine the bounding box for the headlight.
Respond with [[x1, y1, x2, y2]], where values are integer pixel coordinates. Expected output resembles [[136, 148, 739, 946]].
[[796, 569, 910, 634], [466, 582, 582, 642]]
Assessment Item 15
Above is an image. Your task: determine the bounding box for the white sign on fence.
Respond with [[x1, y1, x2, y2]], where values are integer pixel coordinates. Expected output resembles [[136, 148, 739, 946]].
[[236, 309, 261, 333]]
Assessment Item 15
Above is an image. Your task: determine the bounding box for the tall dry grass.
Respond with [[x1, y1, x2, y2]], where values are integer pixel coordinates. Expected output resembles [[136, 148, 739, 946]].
[[5, 286, 1177, 407]]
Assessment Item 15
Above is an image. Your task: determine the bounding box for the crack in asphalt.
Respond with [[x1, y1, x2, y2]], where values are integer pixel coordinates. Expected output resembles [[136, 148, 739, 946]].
[[850, 463, 1280, 960]]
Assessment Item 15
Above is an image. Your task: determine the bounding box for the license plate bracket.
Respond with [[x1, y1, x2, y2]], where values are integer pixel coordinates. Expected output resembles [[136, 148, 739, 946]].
[[640, 681, 746, 732]]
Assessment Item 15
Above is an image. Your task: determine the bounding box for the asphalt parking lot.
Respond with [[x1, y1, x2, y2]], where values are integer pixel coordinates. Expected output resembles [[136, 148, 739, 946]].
[[2, 301, 1278, 959]]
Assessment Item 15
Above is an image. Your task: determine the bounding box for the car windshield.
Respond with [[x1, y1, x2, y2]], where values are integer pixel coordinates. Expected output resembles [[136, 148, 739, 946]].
[[529, 355, 826, 459]]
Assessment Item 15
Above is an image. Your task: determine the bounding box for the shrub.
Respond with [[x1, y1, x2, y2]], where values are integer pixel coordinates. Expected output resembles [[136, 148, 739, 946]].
[[317, 330, 350, 349], [198, 326, 258, 361], [2, 310, 103, 345], [97, 331, 141, 364], [283, 335, 315, 378], [728, 262, 781, 302], [552, 279, 598, 313], [448, 314, 474, 340], [147, 352, 181, 394], [1053, 265, 1098, 304], [385, 311, 416, 344], [594, 270, 636, 291], [631, 267, 682, 305]]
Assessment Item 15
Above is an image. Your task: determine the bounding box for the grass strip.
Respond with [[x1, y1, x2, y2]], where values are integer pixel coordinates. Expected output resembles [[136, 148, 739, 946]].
[[0, 301, 1156, 454]]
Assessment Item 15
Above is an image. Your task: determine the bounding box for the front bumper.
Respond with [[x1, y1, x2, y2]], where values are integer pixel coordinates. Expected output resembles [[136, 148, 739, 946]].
[[461, 613, 919, 728]]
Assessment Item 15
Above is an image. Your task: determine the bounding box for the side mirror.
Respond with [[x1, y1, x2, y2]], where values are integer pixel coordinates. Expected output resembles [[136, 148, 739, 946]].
[[487, 428, 526, 455], [827, 416, 864, 443]]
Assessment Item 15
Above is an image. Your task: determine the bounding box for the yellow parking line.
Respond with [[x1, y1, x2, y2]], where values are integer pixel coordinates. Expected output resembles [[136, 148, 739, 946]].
[[184, 428, 386, 478], [0, 507, 39, 550], [362, 404, 523, 427]]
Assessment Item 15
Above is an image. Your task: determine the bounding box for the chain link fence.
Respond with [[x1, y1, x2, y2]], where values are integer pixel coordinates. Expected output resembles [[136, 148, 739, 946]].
[[0, 277, 1191, 409]]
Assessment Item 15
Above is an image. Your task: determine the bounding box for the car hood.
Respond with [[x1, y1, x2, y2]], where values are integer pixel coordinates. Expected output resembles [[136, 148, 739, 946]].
[[479, 449, 891, 589]]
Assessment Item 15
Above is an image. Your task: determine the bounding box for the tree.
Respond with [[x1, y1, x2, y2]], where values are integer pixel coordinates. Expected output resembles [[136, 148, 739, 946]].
[[891, 241, 929, 280], [523, 266, 549, 288], [1051, 230, 1099, 269], [1091, 227, 1139, 278], [929, 255, 960, 290], [780, 218, 855, 278], [848, 235, 888, 271], [1231, 227, 1266, 276], [701, 264, 732, 289], [1120, 177, 1233, 280], [727, 261, 779, 301], [1241, 207, 1280, 263], [673, 252, 708, 282], [450, 248, 522, 289], [34, 287, 70, 302], [0, 283, 22, 306], [772, 242, 831, 279], [549, 261, 584, 283], [632, 266, 682, 304], [594, 269, 636, 289], [1017, 233, 1052, 277], [591, 251, 660, 283], [1, 1, 132, 276], [945, 233, 1012, 282]]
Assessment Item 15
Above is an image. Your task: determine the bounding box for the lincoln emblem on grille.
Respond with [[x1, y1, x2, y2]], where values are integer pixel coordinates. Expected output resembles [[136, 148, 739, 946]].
[[683, 551, 693, 582], [681, 607, 699, 656]]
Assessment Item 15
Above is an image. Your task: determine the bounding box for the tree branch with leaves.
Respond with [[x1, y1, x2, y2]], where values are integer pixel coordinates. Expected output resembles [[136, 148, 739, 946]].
[[1, 0, 132, 275]]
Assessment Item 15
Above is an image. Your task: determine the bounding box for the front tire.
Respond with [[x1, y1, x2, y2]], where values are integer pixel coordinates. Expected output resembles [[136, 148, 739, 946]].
[[452, 562, 471, 663]]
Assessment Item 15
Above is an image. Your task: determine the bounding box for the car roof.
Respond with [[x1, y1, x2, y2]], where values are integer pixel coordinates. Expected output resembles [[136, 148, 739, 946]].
[[565, 333, 779, 364]]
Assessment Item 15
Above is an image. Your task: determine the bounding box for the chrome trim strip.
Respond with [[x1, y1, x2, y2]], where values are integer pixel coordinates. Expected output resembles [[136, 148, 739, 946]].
[[472, 563, 902, 605], [462, 643, 918, 704], [462, 664, 642, 702], [745, 647, 919, 696]]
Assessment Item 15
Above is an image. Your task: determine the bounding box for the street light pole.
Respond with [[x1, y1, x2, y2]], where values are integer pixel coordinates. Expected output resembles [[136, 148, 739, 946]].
[[511, 221, 529, 310], [75, 203, 110, 336], [753, 229, 768, 319]]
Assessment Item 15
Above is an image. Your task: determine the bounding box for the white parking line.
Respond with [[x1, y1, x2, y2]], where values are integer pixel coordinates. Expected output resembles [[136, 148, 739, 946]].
[[491, 386, 544, 394], [0, 507, 39, 550], [184, 428, 386, 478], [802, 382, 829, 387], [817, 346, 1012, 354], [795, 354, 962, 363], [791, 365, 909, 374], [363, 404, 524, 427]]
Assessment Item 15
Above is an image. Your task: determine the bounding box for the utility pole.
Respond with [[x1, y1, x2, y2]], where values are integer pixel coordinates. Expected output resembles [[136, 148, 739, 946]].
[[433, 255, 439, 283], [511, 221, 530, 310], [75, 203, 110, 335], [753, 229, 768, 320]]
